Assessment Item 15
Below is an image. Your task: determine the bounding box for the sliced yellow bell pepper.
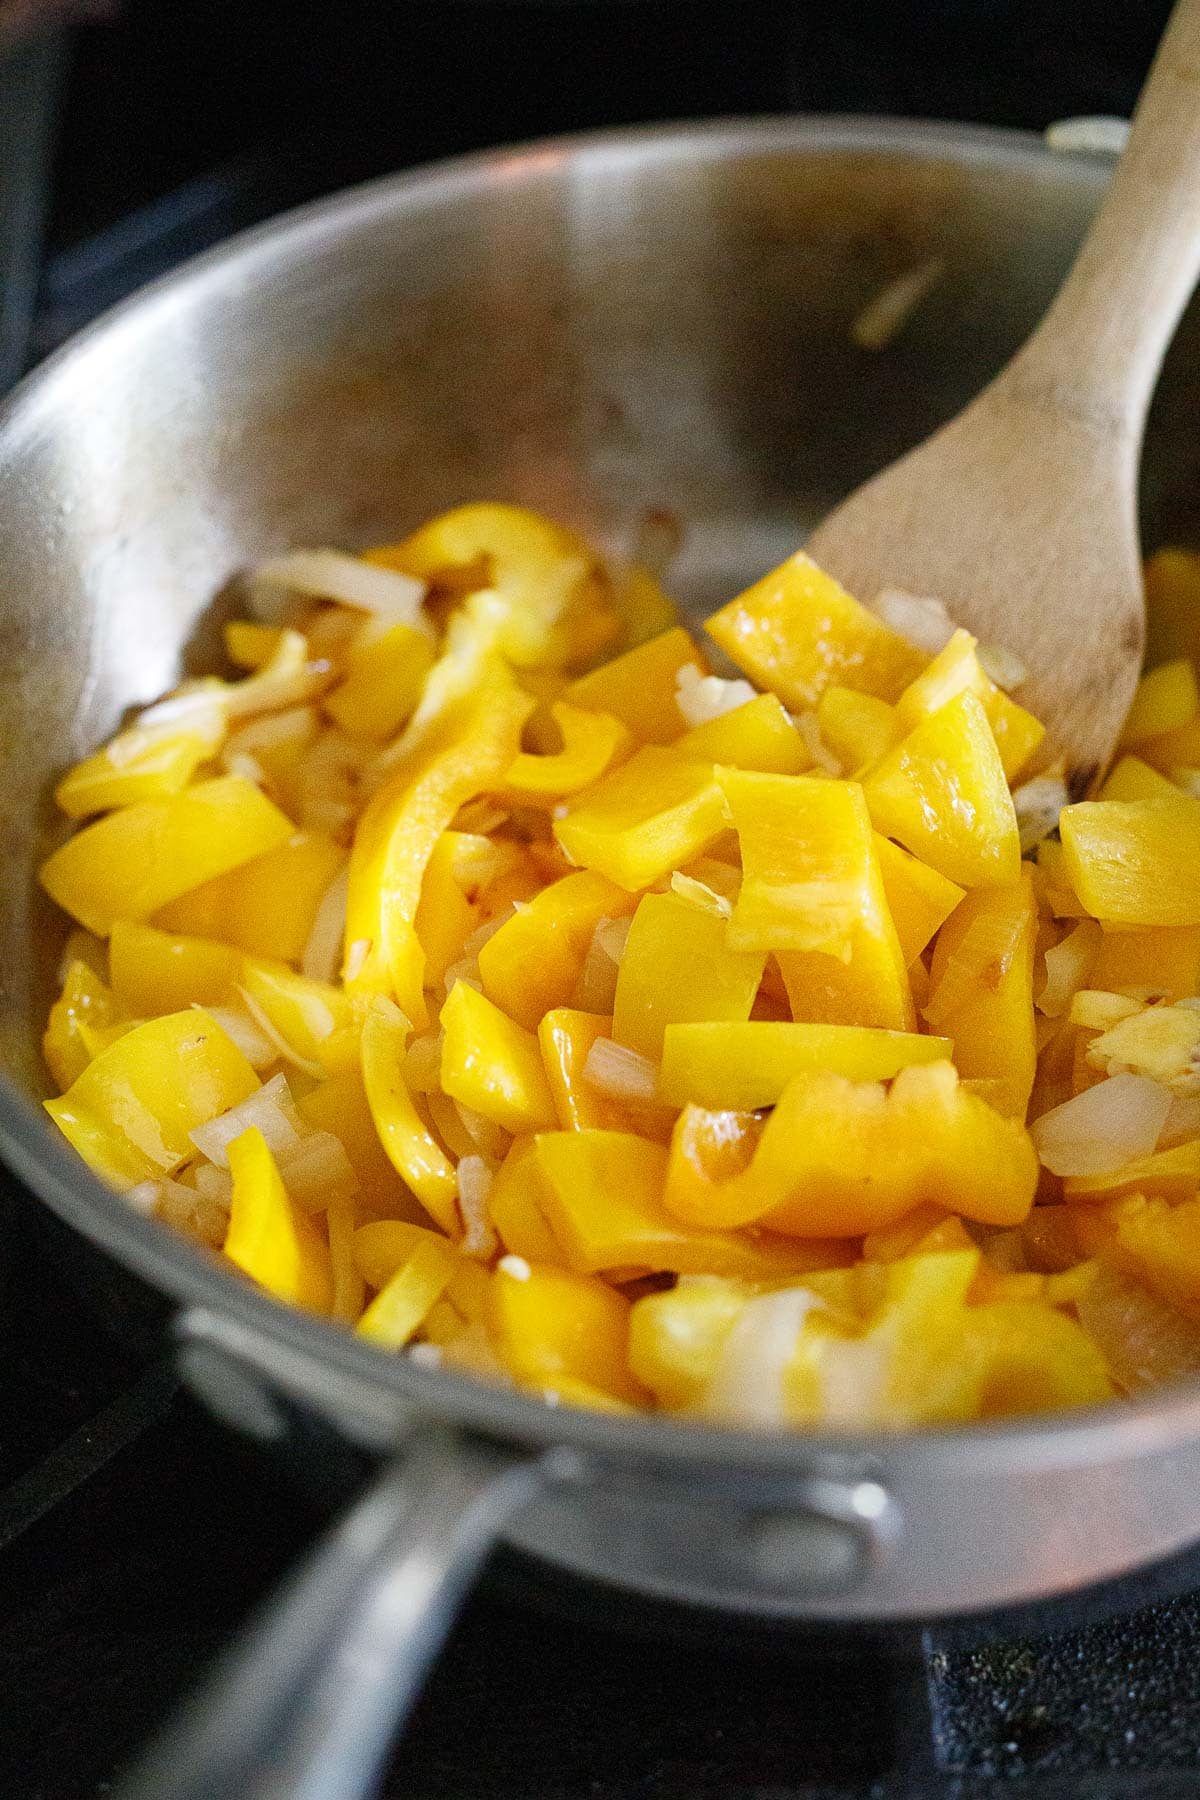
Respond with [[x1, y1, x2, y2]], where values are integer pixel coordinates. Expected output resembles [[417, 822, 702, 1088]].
[[478, 869, 636, 1031], [155, 828, 346, 967], [1097, 755, 1180, 803], [326, 1193, 365, 1325], [54, 702, 227, 818], [1064, 1141, 1200, 1205], [562, 626, 704, 745], [323, 622, 436, 742], [488, 1137, 565, 1263], [352, 1218, 456, 1288], [440, 979, 557, 1133], [1145, 548, 1200, 670], [43, 960, 116, 1092], [359, 997, 459, 1234], [674, 693, 811, 775], [895, 629, 1044, 783], [536, 1008, 675, 1141], [108, 921, 241, 1018], [815, 686, 900, 772], [487, 1259, 642, 1403], [297, 1066, 428, 1223], [873, 834, 964, 966], [1059, 797, 1200, 925], [612, 890, 764, 1060], [705, 551, 925, 710], [924, 872, 1037, 1119], [1090, 924, 1200, 1002], [503, 701, 631, 797], [240, 958, 355, 1069], [1077, 1193, 1200, 1316], [224, 620, 285, 670], [225, 1126, 333, 1313], [663, 1061, 1037, 1236], [1118, 659, 1199, 749], [345, 681, 532, 1024], [413, 831, 482, 991], [356, 1233, 458, 1348], [658, 1020, 954, 1111], [40, 775, 294, 937], [628, 1275, 757, 1411], [46, 1008, 260, 1187], [862, 690, 1020, 889], [554, 746, 728, 893]]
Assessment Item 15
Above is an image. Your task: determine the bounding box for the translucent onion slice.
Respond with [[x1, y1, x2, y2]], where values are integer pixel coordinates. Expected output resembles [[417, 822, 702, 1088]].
[[1036, 919, 1101, 1019], [675, 663, 756, 729], [236, 986, 326, 1079], [670, 872, 733, 919], [276, 1130, 359, 1213], [457, 1154, 498, 1259], [582, 1037, 659, 1101], [1030, 1073, 1172, 1176], [1076, 1268, 1200, 1393], [872, 588, 956, 656], [1015, 776, 1070, 854], [792, 710, 842, 776], [301, 866, 349, 984], [249, 549, 430, 631], [702, 1288, 822, 1426], [188, 1071, 306, 1167]]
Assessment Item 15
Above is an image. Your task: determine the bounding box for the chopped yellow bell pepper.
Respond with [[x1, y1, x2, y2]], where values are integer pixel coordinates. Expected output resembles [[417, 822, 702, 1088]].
[[1098, 755, 1181, 803], [488, 1138, 565, 1263], [297, 1066, 427, 1223], [815, 686, 900, 772], [1090, 925, 1200, 1002], [43, 960, 116, 1092], [54, 703, 227, 818], [563, 626, 704, 744], [225, 620, 284, 670], [504, 702, 631, 798], [240, 958, 354, 1070], [225, 1126, 333, 1314], [1145, 548, 1200, 669], [923, 872, 1037, 1118], [705, 551, 925, 710], [658, 1020, 954, 1111], [1078, 1193, 1200, 1316], [155, 829, 346, 967], [663, 1061, 1037, 1236], [554, 747, 729, 893], [40, 775, 294, 937], [1060, 797, 1200, 926], [478, 869, 635, 1032], [628, 1275, 757, 1411], [359, 997, 459, 1234], [675, 693, 811, 775], [487, 1259, 643, 1403], [1118, 659, 1200, 748], [323, 622, 436, 742], [607, 557, 680, 650], [440, 978, 557, 1134], [46, 1008, 260, 1187], [612, 890, 764, 1060], [862, 690, 1020, 889], [345, 680, 532, 1023], [352, 1218, 456, 1288], [413, 831, 483, 990], [873, 834, 964, 966], [1064, 1141, 1200, 1205], [108, 921, 242, 1018], [536, 1008, 676, 1142], [326, 1194, 365, 1325], [895, 629, 1044, 783], [356, 1233, 458, 1348]]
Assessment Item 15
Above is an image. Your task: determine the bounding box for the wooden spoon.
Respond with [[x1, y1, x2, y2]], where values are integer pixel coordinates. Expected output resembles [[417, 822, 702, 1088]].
[[807, 0, 1200, 797]]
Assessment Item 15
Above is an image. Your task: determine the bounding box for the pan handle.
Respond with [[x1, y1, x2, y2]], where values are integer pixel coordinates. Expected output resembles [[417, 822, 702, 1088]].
[[111, 1426, 548, 1800]]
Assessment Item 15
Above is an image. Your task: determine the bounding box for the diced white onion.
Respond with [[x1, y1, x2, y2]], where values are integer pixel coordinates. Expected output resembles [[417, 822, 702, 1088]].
[[457, 1154, 498, 1259], [571, 915, 631, 1013], [793, 710, 842, 776], [134, 687, 228, 745], [1030, 1073, 1172, 1176], [674, 662, 756, 729], [126, 1180, 161, 1217], [408, 1342, 444, 1369], [1076, 1268, 1200, 1393], [1160, 1093, 1200, 1150], [977, 641, 1028, 692], [851, 256, 945, 352], [403, 1032, 444, 1094], [302, 866, 349, 984], [452, 1102, 509, 1165], [276, 1130, 359, 1212], [1015, 776, 1069, 855], [192, 1162, 233, 1206], [872, 589, 956, 656], [188, 1071, 306, 1167], [582, 1037, 659, 1101], [498, 1254, 531, 1282], [443, 958, 484, 996], [345, 939, 371, 983], [702, 1289, 822, 1426], [155, 1177, 229, 1247], [461, 906, 516, 959], [223, 750, 266, 784], [249, 549, 430, 630], [1036, 919, 1101, 1019], [670, 871, 733, 919]]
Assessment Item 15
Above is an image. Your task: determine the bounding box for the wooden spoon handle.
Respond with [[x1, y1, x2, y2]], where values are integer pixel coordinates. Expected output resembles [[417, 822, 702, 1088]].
[[1013, 0, 1200, 429]]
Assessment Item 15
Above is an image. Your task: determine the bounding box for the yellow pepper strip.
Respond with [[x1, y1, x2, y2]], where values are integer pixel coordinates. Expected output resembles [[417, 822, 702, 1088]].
[[537, 1008, 676, 1142], [1063, 1141, 1200, 1205], [530, 1129, 834, 1279], [323, 622, 436, 742], [503, 702, 631, 797], [54, 706, 227, 818], [297, 1067, 428, 1224], [895, 629, 1045, 784], [43, 960, 115, 1092], [658, 1020, 954, 1111], [924, 872, 1037, 1119], [359, 998, 459, 1234], [352, 1218, 455, 1287], [1145, 548, 1200, 669], [155, 829, 345, 967], [326, 1194, 366, 1325], [108, 921, 241, 1018], [629, 1275, 759, 1411], [705, 551, 926, 710], [612, 890, 764, 1060], [1118, 659, 1200, 749], [815, 686, 900, 772], [489, 1138, 565, 1263], [563, 626, 705, 744], [224, 620, 284, 670], [478, 869, 635, 1031], [413, 832, 480, 991], [1076, 1193, 1200, 1316], [663, 1061, 1037, 1237], [608, 559, 680, 651], [46, 1008, 260, 1187], [873, 835, 964, 967], [356, 1233, 458, 1348], [1136, 714, 1200, 773], [239, 958, 354, 1070], [1090, 925, 1200, 1002], [1059, 797, 1200, 926], [225, 1126, 333, 1314], [1034, 838, 1089, 920], [554, 747, 729, 893], [862, 690, 1021, 889], [674, 693, 811, 775], [1098, 755, 1181, 803], [487, 1259, 644, 1404], [345, 681, 533, 1024], [40, 775, 294, 938], [440, 979, 558, 1134]]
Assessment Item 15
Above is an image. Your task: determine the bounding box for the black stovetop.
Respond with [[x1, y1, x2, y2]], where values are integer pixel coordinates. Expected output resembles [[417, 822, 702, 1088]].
[[5, 3, 1200, 1795]]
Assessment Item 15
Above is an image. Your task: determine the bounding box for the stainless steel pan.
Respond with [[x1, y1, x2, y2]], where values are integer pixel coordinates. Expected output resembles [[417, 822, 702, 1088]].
[[3, 116, 1200, 1800]]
